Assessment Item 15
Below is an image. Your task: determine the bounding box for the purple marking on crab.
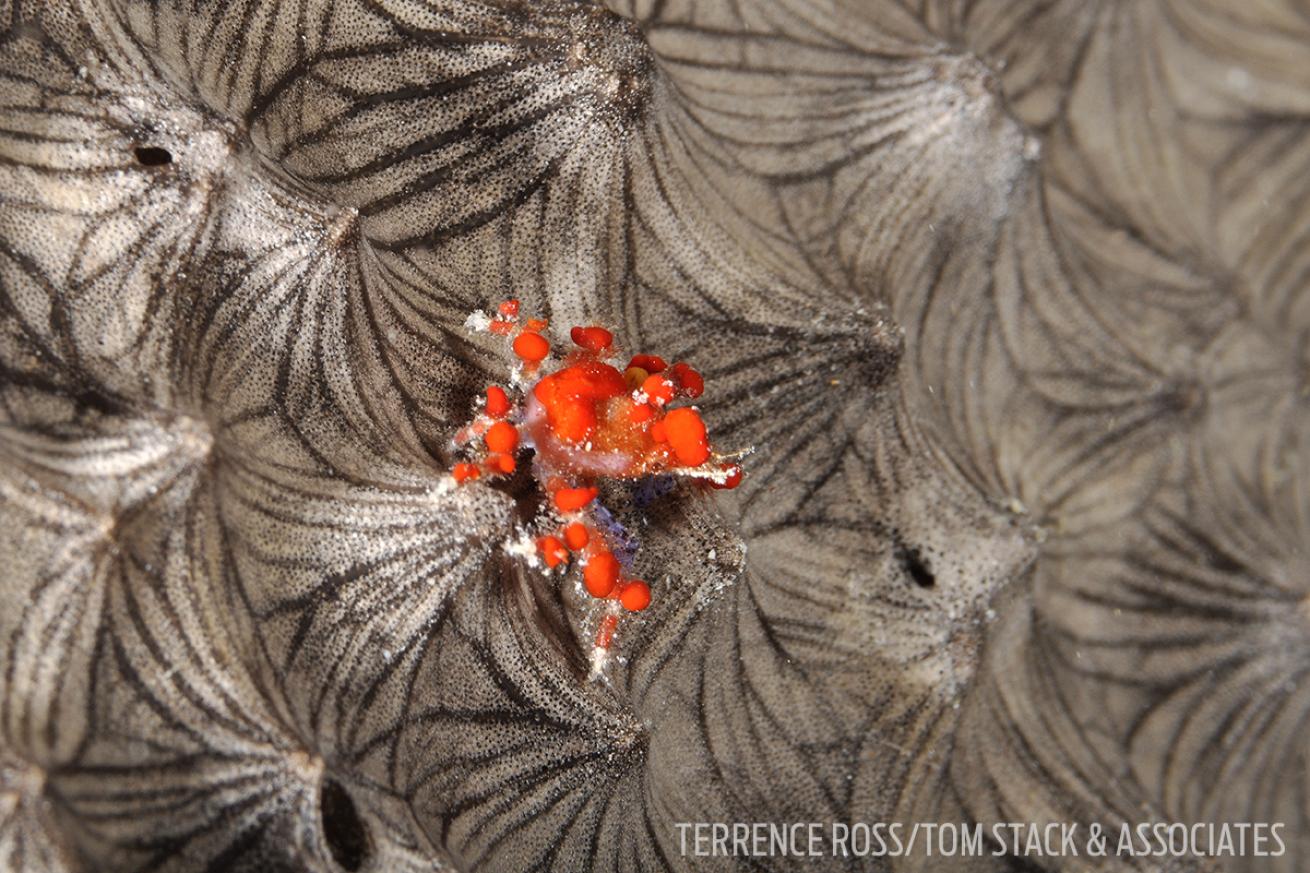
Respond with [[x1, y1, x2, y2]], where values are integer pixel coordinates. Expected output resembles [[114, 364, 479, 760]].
[[633, 473, 677, 510], [591, 503, 639, 569]]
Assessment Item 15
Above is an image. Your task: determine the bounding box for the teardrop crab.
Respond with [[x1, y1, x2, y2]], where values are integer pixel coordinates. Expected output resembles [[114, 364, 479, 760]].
[[453, 300, 745, 678]]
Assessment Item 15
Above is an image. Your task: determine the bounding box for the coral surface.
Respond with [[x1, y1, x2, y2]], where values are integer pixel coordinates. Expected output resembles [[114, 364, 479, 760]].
[[0, 1, 1308, 871]]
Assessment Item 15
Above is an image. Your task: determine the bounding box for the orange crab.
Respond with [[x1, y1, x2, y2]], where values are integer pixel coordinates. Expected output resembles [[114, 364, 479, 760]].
[[453, 299, 743, 676]]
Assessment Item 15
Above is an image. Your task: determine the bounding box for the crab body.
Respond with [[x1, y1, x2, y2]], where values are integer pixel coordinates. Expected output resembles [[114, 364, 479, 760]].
[[452, 301, 743, 676]]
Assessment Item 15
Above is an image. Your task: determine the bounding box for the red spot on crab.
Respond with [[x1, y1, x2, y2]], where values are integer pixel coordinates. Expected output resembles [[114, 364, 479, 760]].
[[670, 362, 704, 398], [513, 331, 550, 363], [595, 613, 619, 650], [570, 325, 614, 353], [554, 486, 599, 513], [619, 580, 651, 612], [537, 535, 568, 568], [487, 452, 516, 475], [485, 420, 519, 455], [485, 385, 511, 419], [664, 407, 710, 467], [641, 373, 675, 406], [709, 463, 743, 490], [583, 551, 620, 598], [563, 522, 590, 551], [628, 354, 666, 374]]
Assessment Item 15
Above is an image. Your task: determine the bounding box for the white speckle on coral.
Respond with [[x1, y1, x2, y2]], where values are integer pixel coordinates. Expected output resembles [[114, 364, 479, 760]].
[[503, 532, 540, 568], [588, 646, 610, 681], [1226, 66, 1253, 92]]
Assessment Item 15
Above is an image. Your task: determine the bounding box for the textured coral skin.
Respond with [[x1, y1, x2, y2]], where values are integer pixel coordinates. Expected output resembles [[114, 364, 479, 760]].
[[0, 1, 1308, 871]]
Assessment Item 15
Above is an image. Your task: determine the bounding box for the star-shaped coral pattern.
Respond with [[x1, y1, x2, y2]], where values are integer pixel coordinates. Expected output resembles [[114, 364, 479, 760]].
[[0, 0, 1307, 871]]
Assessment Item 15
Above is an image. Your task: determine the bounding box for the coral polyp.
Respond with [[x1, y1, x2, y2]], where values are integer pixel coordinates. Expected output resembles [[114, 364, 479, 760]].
[[455, 301, 744, 676]]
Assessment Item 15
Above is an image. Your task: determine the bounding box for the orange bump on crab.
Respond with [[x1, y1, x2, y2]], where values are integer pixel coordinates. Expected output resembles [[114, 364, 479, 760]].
[[619, 580, 651, 612], [641, 373, 675, 406], [663, 407, 711, 467], [452, 463, 480, 483], [670, 362, 704, 398], [583, 551, 620, 598], [554, 486, 599, 512], [570, 325, 614, 353], [487, 452, 516, 475], [537, 535, 569, 568], [485, 385, 511, 418], [512, 331, 550, 363], [563, 522, 590, 551], [485, 420, 519, 455], [709, 463, 743, 490], [628, 354, 666, 374]]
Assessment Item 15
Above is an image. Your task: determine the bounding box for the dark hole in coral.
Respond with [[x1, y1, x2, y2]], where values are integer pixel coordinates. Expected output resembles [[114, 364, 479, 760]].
[[506, 447, 543, 519], [899, 546, 936, 589], [133, 145, 173, 166], [319, 777, 369, 871]]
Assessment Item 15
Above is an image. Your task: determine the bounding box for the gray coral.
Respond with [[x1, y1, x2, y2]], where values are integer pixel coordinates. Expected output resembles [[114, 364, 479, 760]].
[[0, 1, 1308, 871]]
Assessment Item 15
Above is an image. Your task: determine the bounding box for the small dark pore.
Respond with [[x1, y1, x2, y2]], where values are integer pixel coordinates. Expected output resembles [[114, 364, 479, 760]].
[[319, 777, 369, 871], [133, 145, 173, 166], [899, 545, 936, 589]]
